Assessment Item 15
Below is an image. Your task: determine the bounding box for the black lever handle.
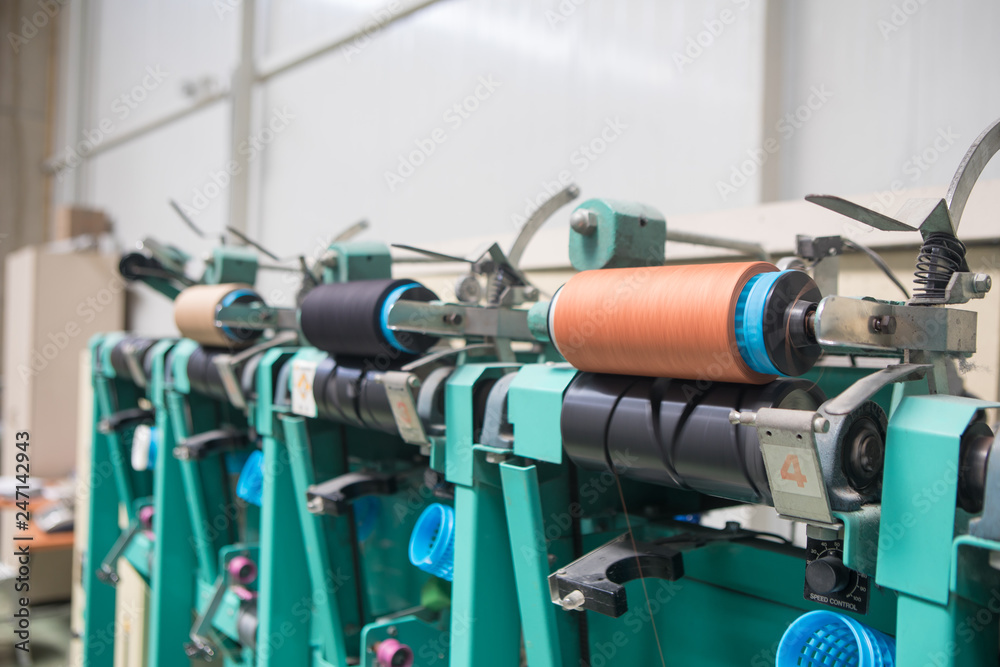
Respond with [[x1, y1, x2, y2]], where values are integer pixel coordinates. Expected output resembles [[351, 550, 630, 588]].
[[307, 471, 398, 516]]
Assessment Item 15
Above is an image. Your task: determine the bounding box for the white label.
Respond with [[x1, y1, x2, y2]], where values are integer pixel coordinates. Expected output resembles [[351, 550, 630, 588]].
[[291, 359, 318, 418], [763, 445, 824, 498]]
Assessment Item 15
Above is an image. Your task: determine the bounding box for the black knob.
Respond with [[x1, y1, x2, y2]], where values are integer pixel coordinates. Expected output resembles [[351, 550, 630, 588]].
[[806, 556, 850, 594]]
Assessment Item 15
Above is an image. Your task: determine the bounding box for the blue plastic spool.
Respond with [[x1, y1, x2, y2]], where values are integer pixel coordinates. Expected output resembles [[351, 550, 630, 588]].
[[734, 270, 787, 376], [379, 282, 422, 354], [408, 503, 456, 581], [777, 610, 895, 667], [218, 287, 260, 343], [236, 450, 266, 507]]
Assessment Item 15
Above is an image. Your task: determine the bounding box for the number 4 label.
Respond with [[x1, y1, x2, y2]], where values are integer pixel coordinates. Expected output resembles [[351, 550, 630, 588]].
[[780, 454, 808, 488], [764, 445, 823, 498]]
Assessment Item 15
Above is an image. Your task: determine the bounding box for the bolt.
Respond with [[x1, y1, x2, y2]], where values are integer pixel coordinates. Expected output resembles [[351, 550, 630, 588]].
[[570, 209, 598, 236], [974, 273, 992, 294], [560, 590, 586, 611], [868, 315, 896, 335], [386, 625, 398, 637]]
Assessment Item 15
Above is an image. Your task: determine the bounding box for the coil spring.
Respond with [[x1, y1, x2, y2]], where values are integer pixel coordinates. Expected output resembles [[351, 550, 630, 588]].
[[912, 232, 966, 301], [489, 265, 512, 306]]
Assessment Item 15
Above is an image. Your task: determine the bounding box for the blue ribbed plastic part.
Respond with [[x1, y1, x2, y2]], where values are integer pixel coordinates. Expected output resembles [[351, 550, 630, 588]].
[[734, 271, 785, 376], [408, 503, 456, 581], [380, 283, 420, 354], [219, 287, 258, 342], [354, 496, 381, 542], [236, 450, 265, 507], [777, 611, 895, 667]]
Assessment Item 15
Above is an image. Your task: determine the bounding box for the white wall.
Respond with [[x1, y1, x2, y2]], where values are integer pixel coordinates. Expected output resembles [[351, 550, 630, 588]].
[[53, 0, 1000, 334]]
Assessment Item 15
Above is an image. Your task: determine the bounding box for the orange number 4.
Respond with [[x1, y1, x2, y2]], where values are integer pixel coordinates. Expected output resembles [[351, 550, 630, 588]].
[[780, 454, 807, 488]]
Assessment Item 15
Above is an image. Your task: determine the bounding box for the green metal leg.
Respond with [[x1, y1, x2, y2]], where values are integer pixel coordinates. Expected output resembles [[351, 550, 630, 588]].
[[282, 415, 348, 666], [168, 391, 233, 581], [82, 396, 118, 667], [257, 434, 312, 665], [499, 461, 563, 667], [148, 412, 197, 667], [895, 593, 998, 666], [94, 376, 138, 521], [450, 482, 520, 666]]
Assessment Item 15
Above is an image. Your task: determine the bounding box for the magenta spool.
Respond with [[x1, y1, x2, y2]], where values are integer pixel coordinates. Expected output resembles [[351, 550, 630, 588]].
[[227, 555, 258, 585]]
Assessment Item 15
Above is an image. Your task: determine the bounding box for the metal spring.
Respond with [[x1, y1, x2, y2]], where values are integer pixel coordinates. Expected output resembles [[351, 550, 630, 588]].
[[912, 232, 966, 301]]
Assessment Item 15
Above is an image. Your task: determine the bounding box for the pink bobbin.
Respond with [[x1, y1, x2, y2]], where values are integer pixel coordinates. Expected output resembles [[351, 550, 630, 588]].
[[375, 639, 414, 667], [227, 555, 257, 585]]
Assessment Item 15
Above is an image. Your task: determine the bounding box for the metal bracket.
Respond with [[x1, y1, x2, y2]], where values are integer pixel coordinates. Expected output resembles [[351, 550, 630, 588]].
[[122, 338, 150, 388], [215, 303, 298, 332], [387, 301, 534, 341], [732, 408, 837, 525], [184, 575, 230, 662], [379, 371, 429, 445], [306, 471, 398, 516], [822, 363, 929, 415], [733, 364, 927, 523], [814, 296, 976, 354], [97, 519, 144, 586], [908, 271, 992, 306], [212, 330, 300, 410], [548, 534, 684, 618], [174, 427, 247, 461]]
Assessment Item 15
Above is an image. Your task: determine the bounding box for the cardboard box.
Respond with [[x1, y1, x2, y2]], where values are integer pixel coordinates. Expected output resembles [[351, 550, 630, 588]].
[[54, 206, 111, 240]]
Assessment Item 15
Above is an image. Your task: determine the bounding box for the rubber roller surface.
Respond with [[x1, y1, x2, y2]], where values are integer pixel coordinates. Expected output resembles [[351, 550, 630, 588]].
[[562, 373, 824, 505]]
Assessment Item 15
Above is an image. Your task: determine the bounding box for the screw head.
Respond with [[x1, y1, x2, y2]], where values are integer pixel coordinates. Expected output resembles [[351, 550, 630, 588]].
[[570, 209, 597, 236]]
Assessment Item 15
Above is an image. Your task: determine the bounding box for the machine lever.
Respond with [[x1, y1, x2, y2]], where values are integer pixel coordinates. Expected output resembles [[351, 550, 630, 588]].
[[98, 407, 155, 434], [548, 533, 684, 618], [96, 518, 145, 586], [307, 471, 398, 516], [184, 575, 230, 661], [174, 428, 247, 461]]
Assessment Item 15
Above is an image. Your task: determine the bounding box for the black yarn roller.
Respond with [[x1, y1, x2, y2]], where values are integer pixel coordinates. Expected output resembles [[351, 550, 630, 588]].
[[562, 374, 825, 506], [186, 346, 230, 401], [109, 336, 157, 383], [312, 356, 402, 433], [299, 279, 439, 359]]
